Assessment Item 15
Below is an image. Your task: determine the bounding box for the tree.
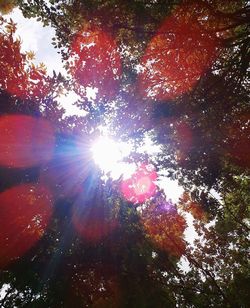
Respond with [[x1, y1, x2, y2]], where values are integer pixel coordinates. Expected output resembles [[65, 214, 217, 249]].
[[0, 0, 17, 15], [0, 1, 249, 307]]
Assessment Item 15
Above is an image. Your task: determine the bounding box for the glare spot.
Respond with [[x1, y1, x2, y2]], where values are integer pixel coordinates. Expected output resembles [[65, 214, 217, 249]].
[[91, 137, 133, 179]]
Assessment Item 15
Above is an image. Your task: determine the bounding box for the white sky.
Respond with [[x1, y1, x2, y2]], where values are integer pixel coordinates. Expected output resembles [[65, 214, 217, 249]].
[[9, 9, 63, 75]]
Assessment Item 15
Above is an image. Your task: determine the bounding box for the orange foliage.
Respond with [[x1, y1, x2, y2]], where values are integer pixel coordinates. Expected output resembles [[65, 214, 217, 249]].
[[179, 192, 207, 222], [0, 1, 17, 15], [138, 2, 219, 100], [69, 27, 121, 99], [141, 201, 186, 257], [0, 17, 50, 100], [187, 202, 207, 221], [0, 184, 53, 268]]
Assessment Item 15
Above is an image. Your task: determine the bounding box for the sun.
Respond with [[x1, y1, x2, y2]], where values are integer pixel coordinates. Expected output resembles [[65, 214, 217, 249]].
[[92, 137, 124, 171], [91, 137, 134, 179]]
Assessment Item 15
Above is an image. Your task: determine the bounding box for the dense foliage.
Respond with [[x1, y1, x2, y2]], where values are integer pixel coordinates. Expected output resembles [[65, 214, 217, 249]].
[[0, 0, 249, 307]]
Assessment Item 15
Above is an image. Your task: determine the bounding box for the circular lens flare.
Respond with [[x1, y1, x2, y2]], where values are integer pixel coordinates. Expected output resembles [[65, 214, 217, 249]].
[[0, 184, 53, 268], [0, 115, 55, 168], [121, 164, 158, 204]]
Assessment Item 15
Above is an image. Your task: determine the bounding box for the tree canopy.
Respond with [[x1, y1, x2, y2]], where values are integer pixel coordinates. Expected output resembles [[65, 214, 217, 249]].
[[0, 0, 249, 307]]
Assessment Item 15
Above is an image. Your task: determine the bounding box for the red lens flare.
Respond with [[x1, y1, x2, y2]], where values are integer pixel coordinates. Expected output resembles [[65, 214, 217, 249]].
[[0, 115, 55, 168], [72, 201, 119, 244], [69, 27, 121, 99], [121, 164, 158, 204], [138, 3, 219, 100], [0, 184, 53, 268], [141, 200, 186, 257]]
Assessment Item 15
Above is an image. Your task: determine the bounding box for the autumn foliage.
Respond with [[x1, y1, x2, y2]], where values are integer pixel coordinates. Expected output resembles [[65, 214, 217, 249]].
[[69, 27, 121, 99], [0, 0, 249, 306], [0, 16, 49, 100], [138, 2, 219, 100], [141, 198, 187, 257]]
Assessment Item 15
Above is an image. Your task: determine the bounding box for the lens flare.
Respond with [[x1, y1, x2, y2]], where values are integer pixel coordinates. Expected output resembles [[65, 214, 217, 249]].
[[0, 184, 53, 268], [0, 115, 55, 168], [121, 164, 158, 204], [92, 137, 123, 170]]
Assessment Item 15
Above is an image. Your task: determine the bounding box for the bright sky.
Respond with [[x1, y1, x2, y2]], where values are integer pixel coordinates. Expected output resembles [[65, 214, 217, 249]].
[[9, 9, 62, 74]]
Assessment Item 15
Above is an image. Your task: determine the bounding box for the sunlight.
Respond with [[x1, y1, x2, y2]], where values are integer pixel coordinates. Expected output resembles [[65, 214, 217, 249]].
[[91, 137, 133, 179]]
